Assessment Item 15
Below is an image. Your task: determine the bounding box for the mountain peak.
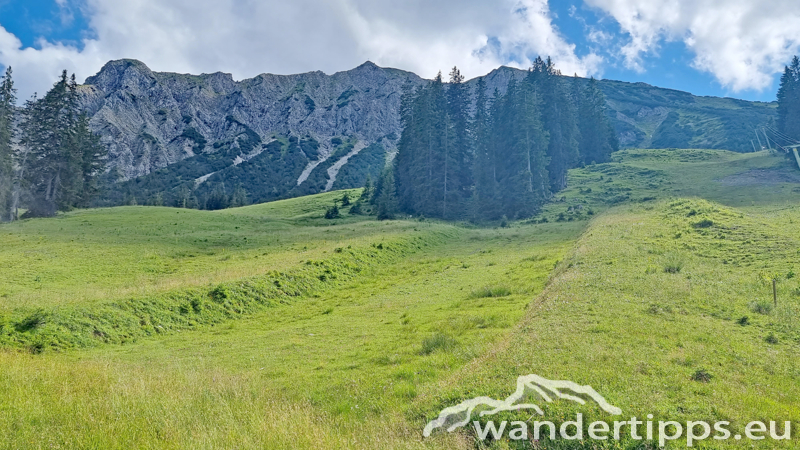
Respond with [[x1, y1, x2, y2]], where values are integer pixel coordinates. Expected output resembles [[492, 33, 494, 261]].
[[85, 59, 154, 88]]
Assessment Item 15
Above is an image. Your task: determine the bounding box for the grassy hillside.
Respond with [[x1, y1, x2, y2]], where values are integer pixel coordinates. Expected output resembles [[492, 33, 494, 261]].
[[596, 79, 776, 151], [2, 149, 800, 449]]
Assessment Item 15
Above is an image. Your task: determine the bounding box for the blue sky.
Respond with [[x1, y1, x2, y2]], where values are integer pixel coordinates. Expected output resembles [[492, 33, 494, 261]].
[[0, 0, 797, 103]]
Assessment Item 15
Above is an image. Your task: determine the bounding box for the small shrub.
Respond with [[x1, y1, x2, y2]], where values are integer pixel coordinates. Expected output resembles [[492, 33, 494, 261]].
[[693, 219, 714, 228], [749, 300, 773, 315], [348, 202, 363, 215], [341, 193, 351, 207], [691, 369, 713, 383], [420, 333, 457, 355], [737, 316, 750, 326], [322, 308, 334, 315], [500, 215, 509, 228], [324, 204, 341, 219], [210, 286, 229, 302], [765, 333, 779, 344]]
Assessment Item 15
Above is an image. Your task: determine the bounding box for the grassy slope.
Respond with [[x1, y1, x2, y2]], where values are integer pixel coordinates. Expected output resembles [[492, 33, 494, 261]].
[[2, 150, 800, 449]]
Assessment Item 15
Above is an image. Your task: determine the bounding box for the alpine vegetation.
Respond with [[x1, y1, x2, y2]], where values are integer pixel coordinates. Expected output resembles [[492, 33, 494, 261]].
[[0, 69, 106, 221], [394, 58, 617, 221]]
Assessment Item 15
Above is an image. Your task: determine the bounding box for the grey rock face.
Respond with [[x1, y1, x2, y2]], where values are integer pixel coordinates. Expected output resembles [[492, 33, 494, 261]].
[[78, 59, 425, 181]]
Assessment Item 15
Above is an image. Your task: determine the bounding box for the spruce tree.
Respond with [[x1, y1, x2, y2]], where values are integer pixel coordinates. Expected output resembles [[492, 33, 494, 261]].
[[375, 166, 398, 220], [472, 78, 500, 220], [577, 78, 617, 165], [72, 113, 106, 207], [777, 56, 800, 141], [0, 67, 15, 221], [18, 71, 106, 216], [531, 57, 579, 191], [447, 67, 472, 217], [21, 71, 81, 216]]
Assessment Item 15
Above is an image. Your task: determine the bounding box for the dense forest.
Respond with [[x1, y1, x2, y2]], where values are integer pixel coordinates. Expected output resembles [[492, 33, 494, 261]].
[[391, 57, 617, 221], [0, 68, 106, 221], [777, 56, 800, 143]]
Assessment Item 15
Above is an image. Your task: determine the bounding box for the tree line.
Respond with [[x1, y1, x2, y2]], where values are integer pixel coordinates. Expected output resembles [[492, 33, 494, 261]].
[[0, 68, 106, 221], [386, 57, 617, 222]]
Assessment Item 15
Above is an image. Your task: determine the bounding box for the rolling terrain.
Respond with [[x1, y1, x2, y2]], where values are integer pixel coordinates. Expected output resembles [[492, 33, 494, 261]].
[[1, 149, 800, 449]]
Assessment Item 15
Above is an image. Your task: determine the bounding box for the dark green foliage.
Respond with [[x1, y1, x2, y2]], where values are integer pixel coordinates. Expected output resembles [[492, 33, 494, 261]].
[[18, 70, 106, 217], [396, 61, 615, 222], [340, 192, 351, 206], [361, 174, 373, 201], [299, 135, 320, 160], [531, 57, 579, 192], [651, 111, 695, 148], [230, 184, 249, 207], [375, 167, 398, 220], [337, 88, 359, 107], [204, 183, 230, 210], [304, 95, 316, 113], [324, 204, 340, 219], [199, 137, 308, 205], [348, 201, 363, 215], [395, 71, 472, 220], [292, 138, 353, 196], [180, 127, 207, 150], [0, 67, 15, 221], [330, 142, 386, 191], [777, 56, 800, 142], [576, 77, 618, 165]]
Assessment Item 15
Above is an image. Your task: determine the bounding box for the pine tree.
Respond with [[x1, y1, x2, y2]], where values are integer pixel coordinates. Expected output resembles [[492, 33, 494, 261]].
[[494, 77, 549, 218], [472, 78, 500, 220], [17, 71, 106, 216], [447, 66, 472, 217], [72, 113, 107, 207], [777, 56, 800, 141], [375, 166, 398, 220], [21, 71, 81, 216], [0, 67, 15, 221], [531, 57, 579, 191], [360, 174, 373, 201], [577, 78, 617, 165], [230, 184, 249, 207]]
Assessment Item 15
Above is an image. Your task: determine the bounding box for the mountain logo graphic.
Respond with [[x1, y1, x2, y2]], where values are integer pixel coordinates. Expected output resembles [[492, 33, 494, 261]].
[[423, 374, 623, 437]]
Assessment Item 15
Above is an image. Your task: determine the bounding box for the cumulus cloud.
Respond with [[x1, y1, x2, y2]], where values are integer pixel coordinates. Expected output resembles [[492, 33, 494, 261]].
[[0, 0, 600, 101], [585, 0, 800, 91]]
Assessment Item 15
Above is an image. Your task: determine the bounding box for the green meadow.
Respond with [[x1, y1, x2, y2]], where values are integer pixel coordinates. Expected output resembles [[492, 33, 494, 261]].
[[2, 149, 800, 449]]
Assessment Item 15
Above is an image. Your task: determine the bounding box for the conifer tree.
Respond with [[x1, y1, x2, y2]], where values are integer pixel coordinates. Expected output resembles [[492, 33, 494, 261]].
[[447, 66, 472, 217], [576, 77, 617, 165], [472, 78, 500, 220], [375, 166, 397, 220], [0, 67, 15, 221], [777, 56, 800, 141], [17, 71, 106, 216], [531, 57, 579, 191]]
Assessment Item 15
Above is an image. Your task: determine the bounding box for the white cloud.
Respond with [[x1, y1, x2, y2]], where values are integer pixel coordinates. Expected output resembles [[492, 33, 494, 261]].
[[585, 0, 800, 91], [0, 0, 601, 102]]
